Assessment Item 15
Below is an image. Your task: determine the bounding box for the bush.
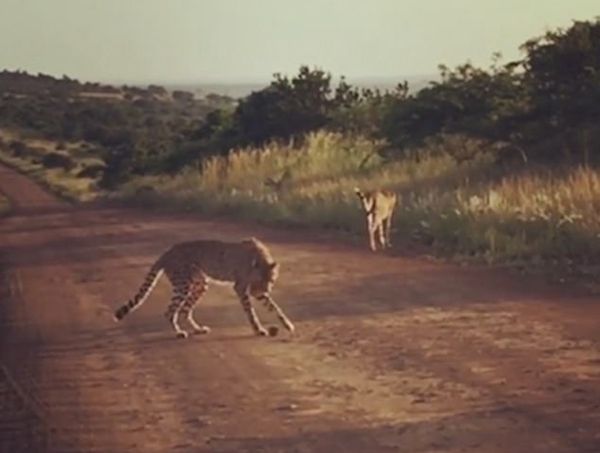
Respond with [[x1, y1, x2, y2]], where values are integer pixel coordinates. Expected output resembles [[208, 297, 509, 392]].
[[8, 140, 27, 156], [76, 163, 105, 179], [120, 131, 600, 277], [55, 141, 67, 151], [41, 152, 75, 171], [172, 90, 194, 103]]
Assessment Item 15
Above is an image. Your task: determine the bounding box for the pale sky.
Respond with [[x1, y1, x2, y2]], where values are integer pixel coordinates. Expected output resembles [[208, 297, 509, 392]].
[[0, 0, 598, 84]]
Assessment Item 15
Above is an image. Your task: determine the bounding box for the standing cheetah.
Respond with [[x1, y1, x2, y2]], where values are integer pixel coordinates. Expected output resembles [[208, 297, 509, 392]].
[[354, 188, 398, 251], [113, 238, 295, 338]]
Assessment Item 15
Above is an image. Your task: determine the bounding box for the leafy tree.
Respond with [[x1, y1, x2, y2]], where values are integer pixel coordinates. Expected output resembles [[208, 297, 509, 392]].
[[172, 90, 194, 103], [99, 144, 135, 189], [520, 19, 600, 163], [382, 57, 526, 154], [330, 79, 408, 137], [233, 66, 334, 145]]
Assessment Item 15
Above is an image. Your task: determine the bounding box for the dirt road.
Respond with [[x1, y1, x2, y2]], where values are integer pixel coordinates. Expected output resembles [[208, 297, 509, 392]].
[[1, 163, 600, 453]]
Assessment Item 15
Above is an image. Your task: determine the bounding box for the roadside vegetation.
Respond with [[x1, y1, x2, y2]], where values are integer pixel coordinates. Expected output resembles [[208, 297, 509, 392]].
[[0, 193, 9, 216], [1, 19, 600, 281], [0, 129, 102, 201], [122, 131, 600, 279]]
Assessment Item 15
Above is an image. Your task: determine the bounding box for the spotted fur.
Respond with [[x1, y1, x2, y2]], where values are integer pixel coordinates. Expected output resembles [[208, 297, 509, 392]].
[[113, 238, 294, 338], [354, 188, 398, 251]]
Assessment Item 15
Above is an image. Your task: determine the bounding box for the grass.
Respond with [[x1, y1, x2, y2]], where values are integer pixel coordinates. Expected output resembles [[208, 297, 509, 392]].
[[0, 129, 102, 202], [120, 133, 600, 263], [3, 125, 599, 285], [118, 130, 600, 283]]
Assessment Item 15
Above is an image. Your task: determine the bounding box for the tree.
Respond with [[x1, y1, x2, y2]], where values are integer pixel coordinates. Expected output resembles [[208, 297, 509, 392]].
[[520, 19, 600, 163], [233, 66, 335, 146], [330, 79, 408, 137], [381, 57, 526, 160], [172, 90, 194, 103]]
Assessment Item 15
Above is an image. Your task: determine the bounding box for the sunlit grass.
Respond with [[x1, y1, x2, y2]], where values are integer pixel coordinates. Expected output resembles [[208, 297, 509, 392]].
[[121, 130, 600, 272], [120, 131, 481, 230], [5, 125, 599, 276], [0, 130, 101, 202]]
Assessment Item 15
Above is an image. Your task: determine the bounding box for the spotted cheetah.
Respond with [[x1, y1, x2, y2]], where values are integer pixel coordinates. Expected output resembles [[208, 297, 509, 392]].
[[354, 188, 397, 251], [113, 238, 294, 338]]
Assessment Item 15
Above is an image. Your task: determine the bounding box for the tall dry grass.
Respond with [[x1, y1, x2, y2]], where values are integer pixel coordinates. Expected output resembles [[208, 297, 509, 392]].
[[121, 131, 600, 270]]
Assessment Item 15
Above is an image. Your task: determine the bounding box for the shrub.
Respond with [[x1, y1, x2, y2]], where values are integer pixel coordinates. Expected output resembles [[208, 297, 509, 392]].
[[120, 130, 600, 276], [55, 140, 67, 151], [8, 140, 27, 156], [41, 152, 75, 171], [76, 163, 105, 179]]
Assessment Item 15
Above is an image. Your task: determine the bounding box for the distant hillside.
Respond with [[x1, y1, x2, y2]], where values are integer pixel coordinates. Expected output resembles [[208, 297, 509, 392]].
[[164, 82, 267, 100], [162, 74, 437, 100], [0, 69, 241, 188], [0, 69, 436, 102], [0, 69, 121, 96], [0, 70, 237, 108], [347, 74, 438, 94]]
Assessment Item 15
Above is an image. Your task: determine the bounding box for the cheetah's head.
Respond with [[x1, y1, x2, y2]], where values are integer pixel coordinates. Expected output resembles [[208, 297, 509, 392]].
[[249, 260, 279, 297], [354, 187, 374, 213]]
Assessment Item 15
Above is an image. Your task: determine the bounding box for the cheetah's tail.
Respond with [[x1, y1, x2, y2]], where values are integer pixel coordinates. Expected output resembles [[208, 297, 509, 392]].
[[113, 261, 164, 321]]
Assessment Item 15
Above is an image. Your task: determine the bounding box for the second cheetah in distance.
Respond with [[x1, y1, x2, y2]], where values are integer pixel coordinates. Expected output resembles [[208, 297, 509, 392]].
[[354, 188, 398, 251]]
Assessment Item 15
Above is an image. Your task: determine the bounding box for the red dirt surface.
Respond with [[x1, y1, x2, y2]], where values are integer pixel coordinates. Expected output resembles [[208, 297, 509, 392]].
[[1, 163, 600, 452]]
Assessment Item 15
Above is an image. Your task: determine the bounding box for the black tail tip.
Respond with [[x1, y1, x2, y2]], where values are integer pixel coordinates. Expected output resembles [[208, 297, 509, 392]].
[[113, 306, 128, 322]]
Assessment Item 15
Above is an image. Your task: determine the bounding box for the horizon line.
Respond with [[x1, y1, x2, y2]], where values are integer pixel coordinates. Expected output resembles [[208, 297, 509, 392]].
[[1, 67, 438, 87]]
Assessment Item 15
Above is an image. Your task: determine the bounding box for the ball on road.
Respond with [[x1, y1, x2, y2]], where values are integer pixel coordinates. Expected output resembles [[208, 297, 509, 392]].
[[268, 326, 279, 337]]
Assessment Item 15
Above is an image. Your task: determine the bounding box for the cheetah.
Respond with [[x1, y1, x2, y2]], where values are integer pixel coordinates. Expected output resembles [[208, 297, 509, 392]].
[[354, 188, 397, 251], [113, 238, 294, 338]]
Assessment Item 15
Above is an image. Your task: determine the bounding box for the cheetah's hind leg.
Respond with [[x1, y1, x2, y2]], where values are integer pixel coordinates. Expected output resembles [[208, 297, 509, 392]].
[[180, 279, 211, 335], [164, 284, 190, 339]]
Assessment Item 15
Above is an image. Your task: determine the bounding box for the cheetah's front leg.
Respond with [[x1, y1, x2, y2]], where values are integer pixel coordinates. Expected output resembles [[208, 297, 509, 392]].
[[259, 295, 295, 333], [376, 222, 386, 250], [367, 216, 378, 251], [383, 215, 393, 248], [234, 283, 268, 336]]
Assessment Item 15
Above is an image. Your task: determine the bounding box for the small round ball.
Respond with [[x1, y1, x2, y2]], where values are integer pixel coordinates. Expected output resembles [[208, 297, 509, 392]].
[[268, 326, 279, 337]]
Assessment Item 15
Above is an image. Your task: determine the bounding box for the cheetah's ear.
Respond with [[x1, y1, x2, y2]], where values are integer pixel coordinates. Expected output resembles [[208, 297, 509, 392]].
[[269, 262, 278, 270]]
